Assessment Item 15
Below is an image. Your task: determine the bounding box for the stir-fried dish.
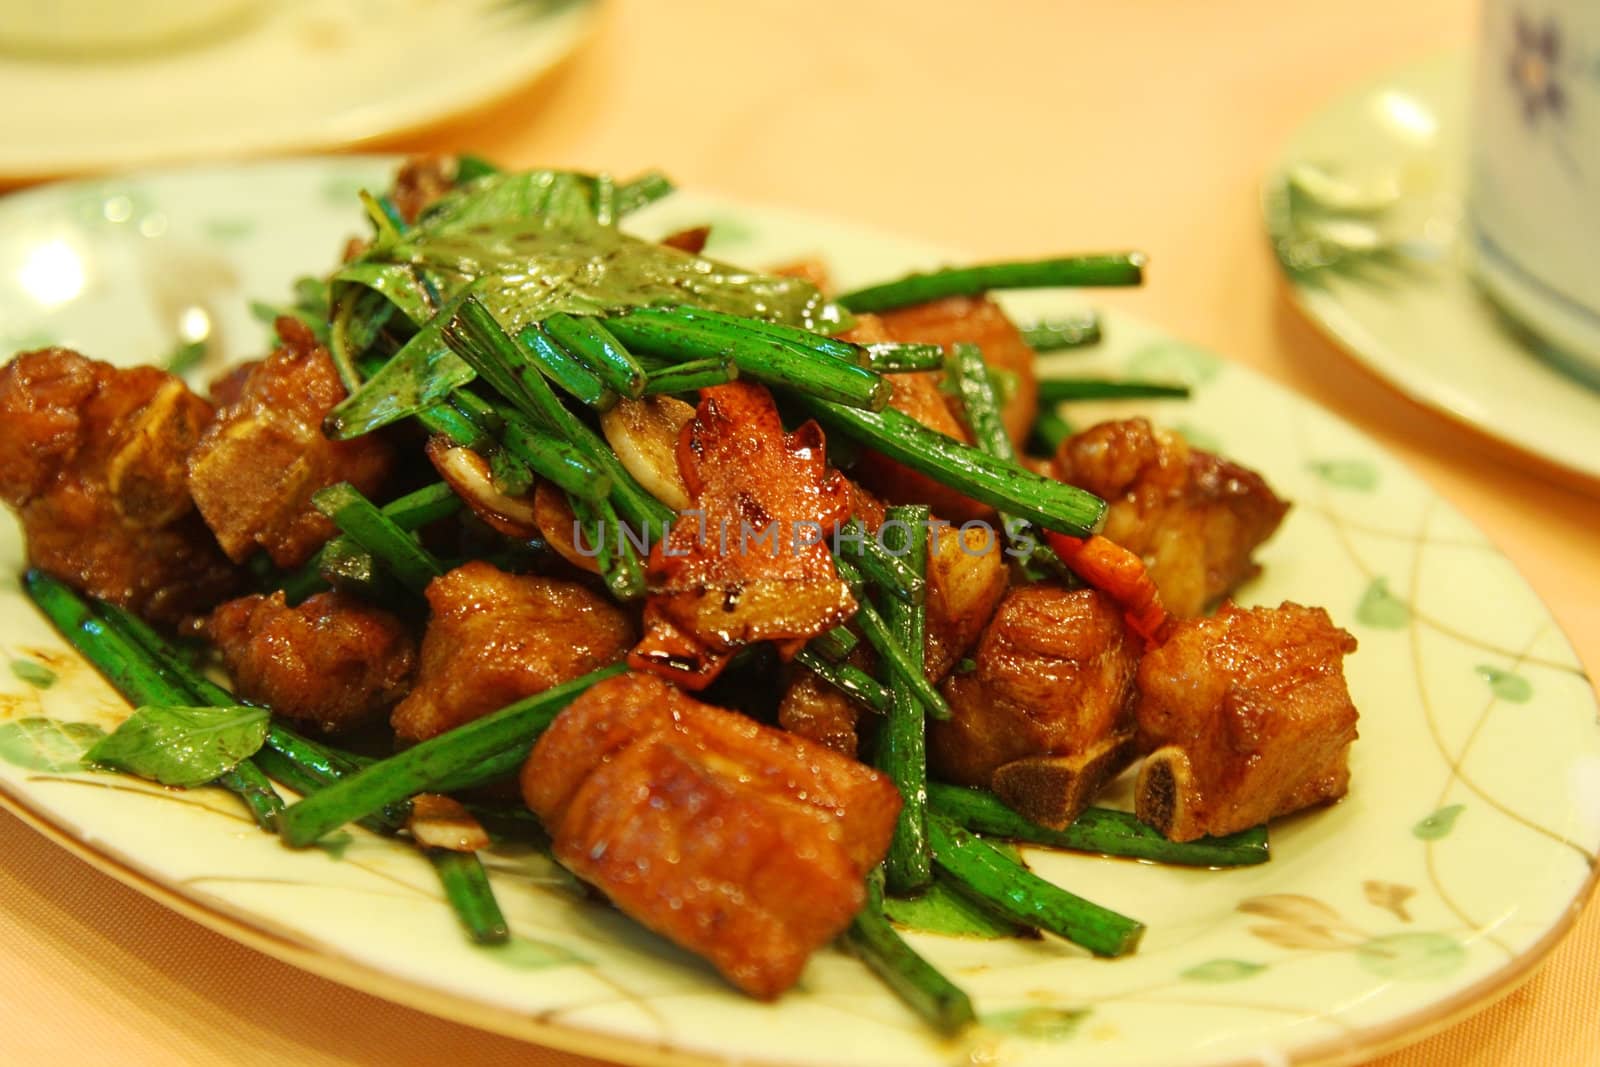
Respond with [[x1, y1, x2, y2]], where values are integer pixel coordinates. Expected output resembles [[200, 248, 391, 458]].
[[1, 156, 1360, 1034]]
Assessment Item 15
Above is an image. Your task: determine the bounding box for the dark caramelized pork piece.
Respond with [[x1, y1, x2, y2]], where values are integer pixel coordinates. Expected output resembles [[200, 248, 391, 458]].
[[0, 348, 236, 622], [636, 382, 855, 688], [1134, 602, 1359, 842], [524, 672, 901, 999], [388, 155, 460, 224], [187, 318, 394, 568], [874, 295, 1039, 447], [1053, 418, 1288, 618], [842, 314, 991, 524], [931, 585, 1141, 828], [392, 561, 635, 741], [778, 657, 867, 758], [209, 591, 415, 734]]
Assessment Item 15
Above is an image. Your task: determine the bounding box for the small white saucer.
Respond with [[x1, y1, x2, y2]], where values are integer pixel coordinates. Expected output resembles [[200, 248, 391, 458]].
[[1263, 52, 1600, 486], [0, 0, 598, 182]]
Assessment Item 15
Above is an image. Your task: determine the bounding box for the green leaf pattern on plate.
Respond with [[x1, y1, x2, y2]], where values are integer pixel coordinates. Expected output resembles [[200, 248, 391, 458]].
[[9, 658, 56, 689], [1181, 959, 1267, 982], [1355, 577, 1411, 629], [1354, 932, 1467, 981], [982, 1007, 1088, 1042], [1308, 458, 1380, 491], [477, 935, 589, 970], [1412, 804, 1465, 841], [1475, 665, 1533, 703], [0, 718, 105, 773]]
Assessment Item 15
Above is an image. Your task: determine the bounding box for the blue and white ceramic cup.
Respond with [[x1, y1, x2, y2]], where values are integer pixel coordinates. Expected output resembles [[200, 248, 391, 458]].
[[1469, 2, 1600, 370]]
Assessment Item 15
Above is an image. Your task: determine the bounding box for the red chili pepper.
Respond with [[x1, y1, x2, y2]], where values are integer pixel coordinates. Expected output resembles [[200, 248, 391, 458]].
[[1044, 531, 1170, 645]]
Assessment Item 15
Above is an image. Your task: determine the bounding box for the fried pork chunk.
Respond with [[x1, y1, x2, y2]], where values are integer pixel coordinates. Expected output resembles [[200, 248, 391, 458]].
[[778, 517, 1007, 757], [524, 672, 901, 999], [634, 382, 855, 688], [1053, 418, 1289, 618], [843, 298, 1039, 522], [931, 585, 1141, 828], [874, 295, 1040, 447], [187, 318, 394, 569], [1134, 602, 1359, 842], [778, 656, 868, 758], [392, 561, 635, 741], [209, 591, 415, 734], [0, 348, 236, 622]]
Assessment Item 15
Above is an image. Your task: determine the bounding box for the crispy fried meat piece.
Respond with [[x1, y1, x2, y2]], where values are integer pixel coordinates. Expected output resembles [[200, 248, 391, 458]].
[[874, 295, 1039, 447], [523, 672, 901, 999], [931, 585, 1141, 828], [842, 314, 992, 523], [634, 382, 856, 688], [923, 521, 1010, 682], [187, 318, 394, 568], [389, 155, 460, 224], [209, 591, 415, 734], [1053, 418, 1289, 617], [1134, 601, 1359, 842], [777, 654, 869, 758], [392, 561, 635, 741], [0, 348, 236, 622]]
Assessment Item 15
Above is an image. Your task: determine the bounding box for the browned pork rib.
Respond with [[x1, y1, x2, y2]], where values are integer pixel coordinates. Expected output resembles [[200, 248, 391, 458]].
[[209, 591, 415, 734], [388, 155, 460, 224], [635, 381, 855, 688], [0, 348, 236, 622], [843, 298, 1038, 520], [931, 585, 1141, 828], [392, 561, 635, 741], [187, 318, 393, 569], [1053, 418, 1289, 618], [1134, 601, 1359, 841], [523, 672, 901, 1000], [777, 655, 869, 758], [874, 295, 1039, 448]]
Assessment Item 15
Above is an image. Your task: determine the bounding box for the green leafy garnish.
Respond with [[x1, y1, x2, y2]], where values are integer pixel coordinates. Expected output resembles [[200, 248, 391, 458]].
[[86, 704, 270, 787], [326, 169, 836, 439]]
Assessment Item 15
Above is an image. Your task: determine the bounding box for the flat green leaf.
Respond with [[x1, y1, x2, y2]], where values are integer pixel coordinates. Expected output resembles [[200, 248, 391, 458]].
[[1308, 458, 1379, 491], [476, 935, 588, 970], [1356, 577, 1411, 629], [9, 658, 57, 689], [1180, 958, 1267, 982], [86, 704, 269, 788], [1355, 932, 1466, 980], [1413, 804, 1465, 840], [883, 880, 1028, 940], [982, 1007, 1088, 1041], [0, 718, 105, 772], [1476, 665, 1533, 703], [327, 168, 832, 437]]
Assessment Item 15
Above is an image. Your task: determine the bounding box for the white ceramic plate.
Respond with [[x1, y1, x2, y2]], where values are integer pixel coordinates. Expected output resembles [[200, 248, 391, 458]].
[[1263, 52, 1600, 488], [1, 158, 1597, 1067], [0, 0, 597, 182]]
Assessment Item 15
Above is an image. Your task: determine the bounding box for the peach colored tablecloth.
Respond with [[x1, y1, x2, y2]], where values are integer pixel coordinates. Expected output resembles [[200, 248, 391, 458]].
[[4, 1, 1598, 1064]]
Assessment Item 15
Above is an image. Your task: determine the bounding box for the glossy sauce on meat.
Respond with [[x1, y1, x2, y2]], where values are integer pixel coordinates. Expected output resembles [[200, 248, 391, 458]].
[[634, 382, 855, 686], [1135, 601, 1359, 841], [1054, 418, 1288, 617], [0, 348, 236, 622], [187, 318, 394, 568], [932, 585, 1141, 827], [523, 672, 901, 999], [209, 590, 415, 734], [392, 561, 635, 741]]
